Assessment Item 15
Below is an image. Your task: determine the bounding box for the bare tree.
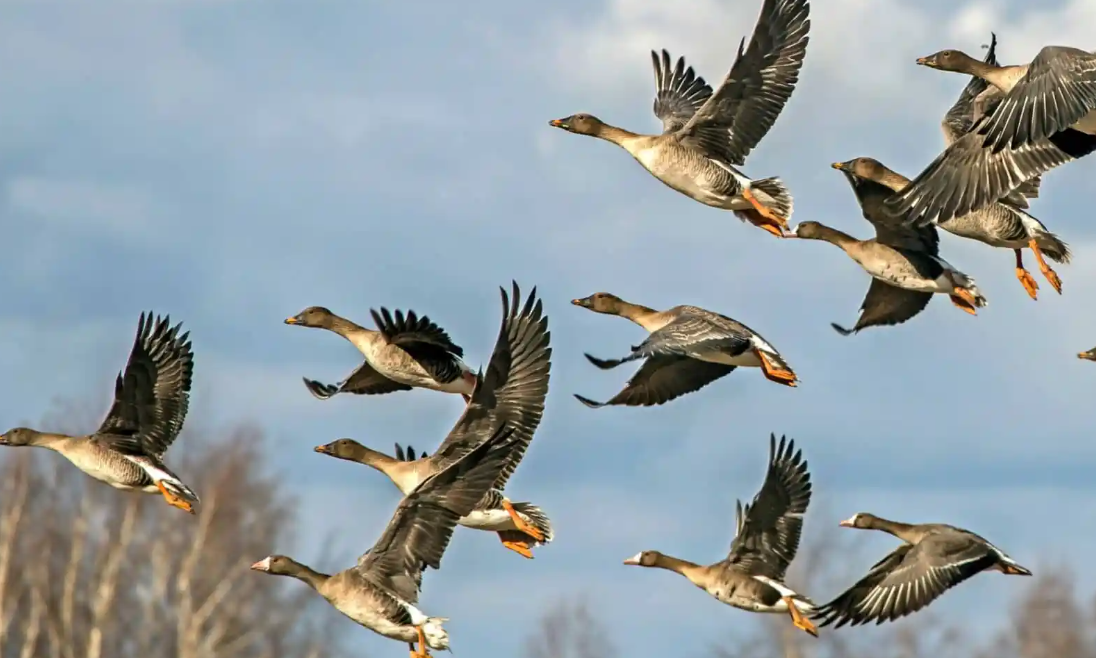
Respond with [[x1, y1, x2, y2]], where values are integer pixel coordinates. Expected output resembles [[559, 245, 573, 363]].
[[0, 409, 347, 658], [524, 598, 615, 658]]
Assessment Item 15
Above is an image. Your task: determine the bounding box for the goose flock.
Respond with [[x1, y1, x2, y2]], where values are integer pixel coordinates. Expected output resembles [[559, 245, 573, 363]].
[[3, 0, 1096, 654]]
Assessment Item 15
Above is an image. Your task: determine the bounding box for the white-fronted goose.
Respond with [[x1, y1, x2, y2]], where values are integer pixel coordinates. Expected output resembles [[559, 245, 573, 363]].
[[252, 423, 525, 657], [846, 155, 1068, 300], [314, 282, 552, 559], [0, 312, 199, 513], [1078, 347, 1096, 361], [624, 435, 817, 636], [812, 512, 1031, 629], [570, 292, 797, 408], [548, 0, 810, 239], [285, 305, 476, 402], [790, 159, 987, 335], [886, 42, 1096, 226]]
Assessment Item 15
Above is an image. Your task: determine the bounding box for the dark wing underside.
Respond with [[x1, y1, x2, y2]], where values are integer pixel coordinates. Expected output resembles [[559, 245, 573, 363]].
[[371, 307, 466, 384], [727, 434, 812, 581], [831, 279, 933, 336], [302, 361, 412, 399], [95, 312, 194, 459], [356, 425, 520, 605], [574, 355, 734, 408], [427, 282, 552, 494]]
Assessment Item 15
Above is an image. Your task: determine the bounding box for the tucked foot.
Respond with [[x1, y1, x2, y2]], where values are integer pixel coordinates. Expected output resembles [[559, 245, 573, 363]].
[[502, 499, 546, 542], [1029, 238, 1063, 295], [741, 188, 789, 238], [756, 349, 798, 387], [1015, 267, 1039, 300], [949, 288, 979, 315], [1041, 265, 1063, 295], [156, 481, 194, 514], [784, 596, 818, 637], [499, 534, 535, 559]]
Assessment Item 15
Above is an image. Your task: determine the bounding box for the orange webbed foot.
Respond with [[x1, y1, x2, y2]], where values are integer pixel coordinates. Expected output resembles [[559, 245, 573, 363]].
[[156, 481, 194, 514], [757, 350, 798, 387], [502, 499, 545, 542], [1015, 267, 1039, 300]]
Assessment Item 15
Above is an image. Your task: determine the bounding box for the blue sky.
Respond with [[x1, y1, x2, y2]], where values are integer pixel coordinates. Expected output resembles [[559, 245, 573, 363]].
[[2, 0, 1096, 654]]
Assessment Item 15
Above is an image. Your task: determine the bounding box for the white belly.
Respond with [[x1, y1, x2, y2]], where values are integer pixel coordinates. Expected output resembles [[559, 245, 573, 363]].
[[459, 508, 517, 531], [693, 349, 761, 368]]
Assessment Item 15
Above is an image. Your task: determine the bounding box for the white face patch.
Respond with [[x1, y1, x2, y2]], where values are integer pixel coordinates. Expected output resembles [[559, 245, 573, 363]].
[[623, 552, 643, 565], [250, 556, 272, 572], [840, 513, 860, 527]]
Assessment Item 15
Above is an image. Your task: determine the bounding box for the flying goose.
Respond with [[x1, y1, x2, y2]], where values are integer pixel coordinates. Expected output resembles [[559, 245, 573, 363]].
[[886, 42, 1096, 226], [812, 512, 1031, 628], [285, 305, 476, 402], [252, 423, 526, 657], [843, 152, 1068, 300], [925, 33, 1070, 298], [624, 434, 817, 636], [0, 312, 199, 513], [314, 282, 552, 558], [548, 0, 811, 238], [571, 292, 797, 408], [790, 159, 986, 335]]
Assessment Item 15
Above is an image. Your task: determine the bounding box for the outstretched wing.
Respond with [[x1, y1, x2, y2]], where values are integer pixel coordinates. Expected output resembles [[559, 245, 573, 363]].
[[371, 307, 466, 384], [979, 45, 1096, 151], [651, 49, 714, 134], [355, 425, 519, 605], [95, 312, 194, 459], [812, 535, 997, 628], [839, 170, 939, 254], [301, 361, 412, 399], [676, 0, 810, 165], [726, 434, 812, 581], [428, 282, 551, 495], [831, 279, 933, 336], [574, 355, 734, 408]]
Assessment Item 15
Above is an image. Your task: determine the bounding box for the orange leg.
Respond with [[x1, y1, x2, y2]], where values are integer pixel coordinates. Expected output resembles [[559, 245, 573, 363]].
[[741, 188, 789, 238], [1028, 238, 1062, 294], [498, 531, 535, 559], [1013, 249, 1039, 300], [784, 597, 819, 637], [411, 624, 430, 658], [949, 288, 979, 315], [756, 350, 798, 387], [501, 499, 545, 542], [156, 481, 194, 514]]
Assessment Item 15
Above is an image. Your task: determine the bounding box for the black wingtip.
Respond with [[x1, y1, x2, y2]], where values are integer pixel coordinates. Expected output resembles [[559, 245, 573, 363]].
[[584, 353, 624, 370], [573, 393, 607, 409], [302, 377, 337, 400], [830, 322, 856, 336]]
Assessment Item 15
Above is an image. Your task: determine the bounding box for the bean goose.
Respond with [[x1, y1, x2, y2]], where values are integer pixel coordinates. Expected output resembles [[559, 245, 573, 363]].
[[845, 156, 1068, 300], [0, 312, 199, 513], [570, 292, 797, 408], [314, 282, 552, 559], [924, 35, 1070, 299], [252, 423, 526, 657], [812, 512, 1031, 628], [790, 159, 987, 335], [886, 41, 1096, 226], [285, 305, 476, 402], [548, 0, 810, 238], [624, 434, 817, 637]]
